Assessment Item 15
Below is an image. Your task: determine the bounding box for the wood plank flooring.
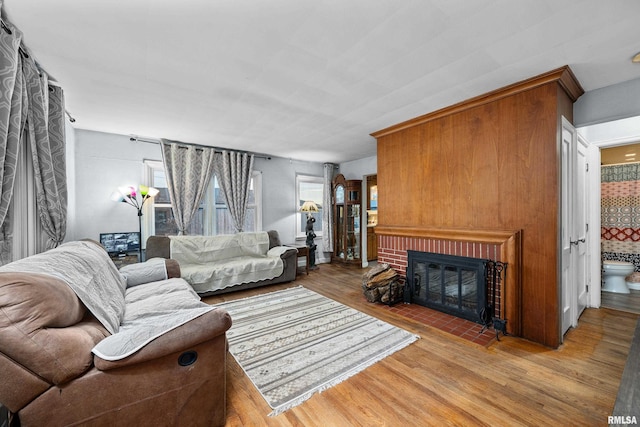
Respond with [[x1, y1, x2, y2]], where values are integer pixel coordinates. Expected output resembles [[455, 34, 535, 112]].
[[602, 289, 640, 315], [202, 263, 639, 427]]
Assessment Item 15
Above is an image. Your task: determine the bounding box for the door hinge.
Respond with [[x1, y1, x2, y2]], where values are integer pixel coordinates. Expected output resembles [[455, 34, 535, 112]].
[[586, 223, 589, 232], [586, 163, 589, 172]]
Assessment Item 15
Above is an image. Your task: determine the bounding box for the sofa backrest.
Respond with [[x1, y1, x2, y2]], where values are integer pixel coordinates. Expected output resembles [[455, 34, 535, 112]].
[[147, 230, 283, 261], [170, 232, 271, 264], [146, 235, 171, 259], [0, 271, 109, 411]]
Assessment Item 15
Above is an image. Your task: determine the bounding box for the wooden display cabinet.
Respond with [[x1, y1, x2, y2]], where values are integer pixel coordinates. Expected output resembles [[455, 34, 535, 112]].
[[332, 174, 362, 265]]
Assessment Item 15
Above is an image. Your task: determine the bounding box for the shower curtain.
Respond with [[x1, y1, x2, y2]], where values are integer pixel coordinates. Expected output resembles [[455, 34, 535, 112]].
[[601, 163, 640, 271]]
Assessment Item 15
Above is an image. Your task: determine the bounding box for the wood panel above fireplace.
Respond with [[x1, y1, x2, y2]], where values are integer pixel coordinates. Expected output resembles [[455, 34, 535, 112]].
[[372, 66, 582, 348]]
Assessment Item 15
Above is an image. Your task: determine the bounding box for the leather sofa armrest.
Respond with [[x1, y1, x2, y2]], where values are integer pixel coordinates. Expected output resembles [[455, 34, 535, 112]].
[[164, 258, 181, 278], [93, 308, 231, 371]]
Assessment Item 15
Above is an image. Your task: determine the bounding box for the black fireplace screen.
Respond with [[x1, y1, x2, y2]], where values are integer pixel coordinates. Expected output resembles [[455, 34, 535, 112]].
[[406, 250, 487, 323]]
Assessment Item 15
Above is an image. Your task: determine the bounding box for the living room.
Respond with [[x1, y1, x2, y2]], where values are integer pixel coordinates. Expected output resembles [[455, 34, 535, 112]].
[[2, 1, 640, 426]]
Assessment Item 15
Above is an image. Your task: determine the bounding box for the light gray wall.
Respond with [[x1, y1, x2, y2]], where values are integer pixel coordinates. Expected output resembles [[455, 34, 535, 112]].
[[339, 155, 377, 180], [574, 77, 640, 127], [71, 130, 161, 242], [67, 129, 328, 258], [257, 156, 324, 246]]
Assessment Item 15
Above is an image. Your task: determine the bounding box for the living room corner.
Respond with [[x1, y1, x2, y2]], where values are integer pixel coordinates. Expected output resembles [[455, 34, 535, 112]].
[[2, 1, 640, 425]]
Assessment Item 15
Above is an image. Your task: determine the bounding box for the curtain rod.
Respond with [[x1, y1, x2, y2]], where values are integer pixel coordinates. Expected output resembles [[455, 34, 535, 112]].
[[2, 17, 76, 124], [129, 136, 272, 160]]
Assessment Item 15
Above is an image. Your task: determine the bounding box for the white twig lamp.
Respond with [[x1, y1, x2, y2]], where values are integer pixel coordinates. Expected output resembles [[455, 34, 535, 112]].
[[110, 185, 159, 261]]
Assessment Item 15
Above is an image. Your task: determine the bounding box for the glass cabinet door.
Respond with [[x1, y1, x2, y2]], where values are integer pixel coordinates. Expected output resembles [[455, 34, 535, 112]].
[[346, 204, 360, 260], [335, 185, 344, 204], [335, 204, 345, 258], [332, 175, 362, 264]]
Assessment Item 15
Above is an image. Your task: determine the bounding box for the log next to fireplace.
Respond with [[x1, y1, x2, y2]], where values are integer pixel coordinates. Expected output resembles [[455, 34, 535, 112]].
[[405, 250, 488, 324]]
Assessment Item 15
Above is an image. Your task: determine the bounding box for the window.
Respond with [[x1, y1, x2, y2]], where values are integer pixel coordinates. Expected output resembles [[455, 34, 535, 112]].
[[296, 174, 323, 238], [144, 160, 261, 236], [213, 174, 261, 235], [150, 165, 204, 235]]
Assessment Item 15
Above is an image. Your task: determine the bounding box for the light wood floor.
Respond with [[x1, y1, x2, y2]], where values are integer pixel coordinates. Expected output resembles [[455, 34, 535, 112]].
[[602, 288, 640, 315], [203, 263, 639, 427]]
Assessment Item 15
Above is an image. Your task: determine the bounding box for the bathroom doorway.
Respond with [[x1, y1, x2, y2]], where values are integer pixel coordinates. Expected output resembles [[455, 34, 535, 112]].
[[599, 143, 640, 315], [578, 116, 640, 315]]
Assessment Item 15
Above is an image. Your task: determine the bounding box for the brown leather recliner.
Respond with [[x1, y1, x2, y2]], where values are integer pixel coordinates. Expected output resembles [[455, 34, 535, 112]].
[[0, 241, 232, 426]]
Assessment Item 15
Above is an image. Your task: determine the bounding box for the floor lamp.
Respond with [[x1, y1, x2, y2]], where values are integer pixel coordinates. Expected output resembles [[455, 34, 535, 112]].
[[111, 185, 159, 261]]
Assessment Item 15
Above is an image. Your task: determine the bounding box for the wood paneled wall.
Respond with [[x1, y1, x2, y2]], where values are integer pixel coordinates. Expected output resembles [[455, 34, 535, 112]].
[[372, 67, 583, 348]]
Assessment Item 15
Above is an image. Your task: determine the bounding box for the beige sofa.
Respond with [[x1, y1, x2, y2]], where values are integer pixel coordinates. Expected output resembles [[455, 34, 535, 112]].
[[0, 240, 232, 426], [146, 230, 297, 296]]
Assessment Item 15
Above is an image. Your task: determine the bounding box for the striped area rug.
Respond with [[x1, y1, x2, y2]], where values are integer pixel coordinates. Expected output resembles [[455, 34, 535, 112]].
[[215, 286, 419, 416]]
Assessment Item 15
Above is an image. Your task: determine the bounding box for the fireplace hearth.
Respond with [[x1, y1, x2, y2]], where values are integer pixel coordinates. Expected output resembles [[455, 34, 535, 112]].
[[405, 250, 487, 323]]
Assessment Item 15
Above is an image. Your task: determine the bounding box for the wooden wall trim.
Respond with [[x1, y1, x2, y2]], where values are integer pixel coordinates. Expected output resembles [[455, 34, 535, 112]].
[[376, 225, 518, 244], [371, 66, 584, 138]]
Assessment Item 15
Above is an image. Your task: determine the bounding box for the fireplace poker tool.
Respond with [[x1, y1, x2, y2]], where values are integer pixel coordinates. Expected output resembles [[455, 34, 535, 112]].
[[479, 260, 508, 341]]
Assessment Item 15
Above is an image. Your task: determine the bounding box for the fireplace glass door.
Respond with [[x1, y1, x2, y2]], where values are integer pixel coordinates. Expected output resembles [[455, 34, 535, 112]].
[[407, 251, 487, 323]]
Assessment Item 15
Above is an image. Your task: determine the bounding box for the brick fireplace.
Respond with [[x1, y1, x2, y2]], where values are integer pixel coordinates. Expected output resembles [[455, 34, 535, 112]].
[[376, 226, 522, 336]]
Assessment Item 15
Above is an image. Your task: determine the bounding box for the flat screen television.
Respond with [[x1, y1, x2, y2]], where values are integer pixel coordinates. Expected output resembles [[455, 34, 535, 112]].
[[99, 232, 140, 255]]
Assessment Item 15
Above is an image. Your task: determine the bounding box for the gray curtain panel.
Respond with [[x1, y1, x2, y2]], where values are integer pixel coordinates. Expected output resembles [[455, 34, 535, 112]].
[[322, 163, 335, 252], [23, 57, 67, 249], [0, 17, 26, 262], [214, 150, 254, 233], [160, 139, 216, 235]]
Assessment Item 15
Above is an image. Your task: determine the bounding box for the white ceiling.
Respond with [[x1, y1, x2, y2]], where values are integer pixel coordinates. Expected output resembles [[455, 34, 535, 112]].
[[3, 0, 640, 163]]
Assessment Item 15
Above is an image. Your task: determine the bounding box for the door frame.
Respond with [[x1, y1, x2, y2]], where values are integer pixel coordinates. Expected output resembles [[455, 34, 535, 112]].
[[578, 120, 640, 309]]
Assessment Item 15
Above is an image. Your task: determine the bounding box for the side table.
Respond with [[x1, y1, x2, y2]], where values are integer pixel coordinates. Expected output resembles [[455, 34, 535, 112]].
[[284, 243, 309, 275], [110, 253, 139, 269]]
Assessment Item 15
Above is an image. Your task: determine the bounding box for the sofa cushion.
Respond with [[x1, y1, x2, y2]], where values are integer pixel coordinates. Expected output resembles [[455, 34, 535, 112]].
[[0, 272, 108, 385], [180, 255, 284, 294], [92, 278, 214, 361]]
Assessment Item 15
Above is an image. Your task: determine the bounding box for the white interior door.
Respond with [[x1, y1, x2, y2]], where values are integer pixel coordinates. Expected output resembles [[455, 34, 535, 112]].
[[561, 118, 574, 336], [560, 117, 591, 337]]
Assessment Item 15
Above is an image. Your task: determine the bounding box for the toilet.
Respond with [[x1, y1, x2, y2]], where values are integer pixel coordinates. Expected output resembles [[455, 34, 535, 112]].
[[602, 260, 634, 294]]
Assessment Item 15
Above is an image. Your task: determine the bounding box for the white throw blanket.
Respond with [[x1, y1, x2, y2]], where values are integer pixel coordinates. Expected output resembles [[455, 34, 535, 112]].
[[170, 233, 286, 293]]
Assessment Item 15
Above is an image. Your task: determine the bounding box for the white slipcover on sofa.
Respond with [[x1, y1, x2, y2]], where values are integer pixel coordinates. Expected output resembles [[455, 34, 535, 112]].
[[146, 231, 298, 295]]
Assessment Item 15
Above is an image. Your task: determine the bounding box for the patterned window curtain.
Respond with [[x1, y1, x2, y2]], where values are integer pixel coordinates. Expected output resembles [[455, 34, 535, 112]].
[[322, 163, 335, 252], [0, 17, 26, 263], [214, 150, 254, 233], [160, 139, 216, 235], [23, 57, 67, 249], [601, 163, 640, 269]]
